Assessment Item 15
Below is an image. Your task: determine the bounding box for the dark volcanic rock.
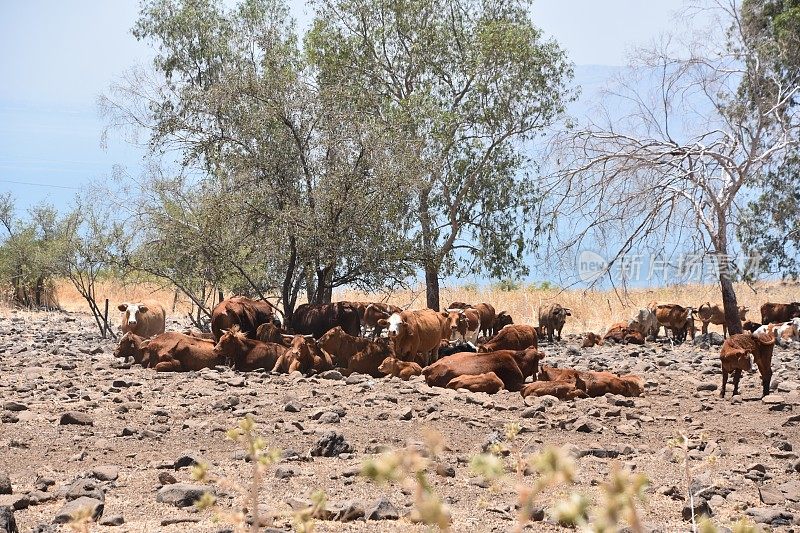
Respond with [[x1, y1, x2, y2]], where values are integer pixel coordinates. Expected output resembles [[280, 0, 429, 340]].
[[155, 484, 213, 507], [59, 411, 94, 426], [310, 432, 353, 457], [365, 498, 399, 520], [0, 474, 10, 495], [53, 496, 104, 524], [0, 506, 18, 533]]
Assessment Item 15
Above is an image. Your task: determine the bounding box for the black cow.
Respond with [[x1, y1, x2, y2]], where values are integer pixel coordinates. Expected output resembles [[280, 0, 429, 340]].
[[289, 302, 361, 339]]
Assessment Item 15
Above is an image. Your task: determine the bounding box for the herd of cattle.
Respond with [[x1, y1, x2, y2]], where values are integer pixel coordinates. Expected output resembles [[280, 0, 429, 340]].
[[112, 297, 800, 401]]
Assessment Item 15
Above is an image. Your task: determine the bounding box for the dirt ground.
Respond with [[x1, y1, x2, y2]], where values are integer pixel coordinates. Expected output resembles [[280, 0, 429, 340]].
[[1, 310, 798, 533]]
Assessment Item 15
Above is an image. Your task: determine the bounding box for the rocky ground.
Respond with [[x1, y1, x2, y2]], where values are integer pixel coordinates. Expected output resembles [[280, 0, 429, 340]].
[[0, 310, 799, 533]]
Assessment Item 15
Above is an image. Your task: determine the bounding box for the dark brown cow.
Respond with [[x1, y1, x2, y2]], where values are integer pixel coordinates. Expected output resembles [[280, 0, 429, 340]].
[[479, 324, 537, 352], [492, 311, 513, 336], [273, 334, 333, 374], [473, 303, 496, 338], [538, 303, 571, 342], [348, 337, 394, 377], [760, 302, 800, 324], [655, 304, 696, 343], [115, 331, 219, 371], [211, 296, 278, 341], [213, 326, 287, 371], [255, 322, 290, 345], [422, 349, 543, 392], [317, 326, 371, 368], [378, 309, 447, 365], [289, 302, 360, 339], [742, 320, 763, 333], [581, 332, 603, 348], [696, 303, 749, 337], [719, 333, 775, 398], [378, 356, 422, 380], [447, 372, 504, 394]]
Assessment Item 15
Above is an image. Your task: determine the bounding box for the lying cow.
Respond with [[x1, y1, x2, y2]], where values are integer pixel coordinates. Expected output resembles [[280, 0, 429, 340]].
[[115, 331, 219, 371], [378, 309, 446, 366], [118, 300, 166, 339], [719, 332, 775, 398], [760, 301, 800, 324], [479, 324, 537, 352], [318, 326, 371, 368], [526, 365, 644, 398], [538, 303, 571, 342], [213, 325, 287, 371], [348, 337, 394, 377], [602, 323, 644, 345], [255, 322, 290, 345], [378, 356, 422, 380], [696, 302, 749, 337], [520, 381, 587, 400], [423, 348, 543, 392], [211, 296, 278, 341], [447, 372, 504, 394], [274, 334, 333, 374], [581, 332, 603, 348], [742, 320, 763, 333]]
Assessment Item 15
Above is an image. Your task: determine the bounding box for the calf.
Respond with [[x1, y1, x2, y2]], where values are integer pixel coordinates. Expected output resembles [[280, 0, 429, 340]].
[[539, 365, 583, 384], [520, 381, 587, 400], [422, 348, 543, 392], [213, 326, 287, 371], [118, 300, 166, 339], [273, 334, 333, 374], [696, 303, 748, 337], [446, 372, 504, 394], [377, 356, 422, 380], [574, 371, 644, 397], [742, 320, 763, 333], [760, 301, 800, 324], [602, 322, 641, 345], [479, 324, 537, 352], [538, 303, 571, 342], [581, 332, 603, 348], [719, 333, 775, 398]]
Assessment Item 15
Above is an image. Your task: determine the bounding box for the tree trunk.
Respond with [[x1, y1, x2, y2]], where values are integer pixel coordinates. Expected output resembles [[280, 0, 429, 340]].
[[715, 212, 742, 336], [425, 263, 440, 311], [314, 267, 333, 304]]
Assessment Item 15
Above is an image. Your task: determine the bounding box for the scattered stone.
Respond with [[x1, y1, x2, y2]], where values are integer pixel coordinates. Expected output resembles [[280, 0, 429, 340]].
[[64, 479, 104, 502], [53, 496, 104, 524], [274, 467, 295, 480], [0, 474, 10, 496], [364, 498, 399, 520], [158, 472, 177, 485], [762, 394, 785, 405], [59, 411, 94, 426], [319, 370, 344, 381], [174, 452, 203, 470], [746, 507, 794, 526], [573, 417, 603, 433], [91, 466, 119, 482], [759, 485, 784, 505], [330, 500, 364, 522], [98, 514, 124, 526], [310, 432, 353, 457], [681, 497, 711, 521], [284, 400, 303, 413], [160, 518, 200, 526], [696, 382, 717, 392], [155, 484, 214, 508], [398, 407, 413, 421], [317, 412, 341, 424], [2, 402, 26, 412], [0, 495, 28, 511]]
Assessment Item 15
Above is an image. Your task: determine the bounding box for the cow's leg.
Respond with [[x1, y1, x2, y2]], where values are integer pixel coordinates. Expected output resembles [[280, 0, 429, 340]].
[[720, 368, 728, 398], [702, 321, 709, 335], [732, 369, 742, 396], [155, 359, 181, 372], [756, 356, 773, 397], [722, 323, 727, 338]]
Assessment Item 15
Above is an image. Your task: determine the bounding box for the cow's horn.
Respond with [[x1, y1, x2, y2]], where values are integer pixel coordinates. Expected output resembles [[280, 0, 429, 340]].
[[303, 334, 314, 339], [281, 334, 293, 339]]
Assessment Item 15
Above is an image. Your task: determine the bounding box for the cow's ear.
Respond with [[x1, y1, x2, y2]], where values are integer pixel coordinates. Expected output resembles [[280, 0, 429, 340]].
[[377, 319, 389, 327], [441, 311, 449, 318], [118, 303, 128, 312], [138, 305, 148, 313]]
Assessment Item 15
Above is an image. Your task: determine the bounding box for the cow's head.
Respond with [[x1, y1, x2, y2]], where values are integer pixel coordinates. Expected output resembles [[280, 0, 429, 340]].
[[118, 302, 149, 327], [213, 325, 248, 361], [114, 331, 148, 365], [441, 308, 466, 335], [281, 334, 318, 373], [377, 356, 398, 375], [380, 313, 406, 339], [563, 307, 572, 317], [738, 306, 750, 320]]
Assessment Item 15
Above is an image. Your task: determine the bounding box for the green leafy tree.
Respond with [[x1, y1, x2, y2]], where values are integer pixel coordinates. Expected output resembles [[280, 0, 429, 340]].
[[306, 0, 575, 309]]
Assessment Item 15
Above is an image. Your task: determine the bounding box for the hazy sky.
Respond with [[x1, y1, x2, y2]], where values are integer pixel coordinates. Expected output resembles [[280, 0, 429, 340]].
[[0, 0, 693, 209]]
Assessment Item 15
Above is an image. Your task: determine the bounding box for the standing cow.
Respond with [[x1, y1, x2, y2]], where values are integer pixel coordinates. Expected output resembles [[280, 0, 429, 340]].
[[760, 302, 800, 324], [289, 302, 361, 339], [654, 304, 695, 343], [211, 296, 279, 341], [378, 309, 446, 366], [361, 302, 402, 338], [441, 307, 481, 343], [696, 302, 749, 338], [538, 303, 571, 342], [118, 300, 166, 339]]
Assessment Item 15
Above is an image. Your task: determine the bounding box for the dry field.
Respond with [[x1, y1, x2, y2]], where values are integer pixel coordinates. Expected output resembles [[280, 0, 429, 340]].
[[48, 278, 800, 335]]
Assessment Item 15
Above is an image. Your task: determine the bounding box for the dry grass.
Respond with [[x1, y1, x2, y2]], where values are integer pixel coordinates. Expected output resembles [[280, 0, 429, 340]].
[[8, 278, 799, 335]]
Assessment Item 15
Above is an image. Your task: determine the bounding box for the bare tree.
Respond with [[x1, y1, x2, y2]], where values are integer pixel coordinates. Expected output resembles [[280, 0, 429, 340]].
[[545, 0, 800, 334]]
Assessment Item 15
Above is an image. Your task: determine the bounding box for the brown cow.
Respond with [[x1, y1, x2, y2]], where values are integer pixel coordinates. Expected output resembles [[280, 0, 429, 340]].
[[742, 320, 763, 333], [153, 336, 221, 372], [441, 307, 481, 343], [655, 304, 696, 343], [378, 309, 447, 366], [520, 381, 587, 400], [696, 303, 749, 337], [760, 302, 800, 324], [378, 356, 422, 380], [213, 326, 287, 372], [422, 349, 543, 392], [273, 334, 333, 374], [538, 303, 571, 342], [289, 302, 361, 339], [318, 326, 371, 368], [113, 331, 164, 367], [255, 322, 290, 345], [574, 371, 644, 397], [719, 333, 775, 398], [446, 372, 504, 394], [474, 303, 496, 338], [479, 324, 537, 352], [118, 300, 166, 339], [211, 297, 278, 341], [602, 322, 629, 344], [539, 365, 583, 384], [492, 311, 513, 336], [581, 332, 603, 348], [348, 337, 394, 377]]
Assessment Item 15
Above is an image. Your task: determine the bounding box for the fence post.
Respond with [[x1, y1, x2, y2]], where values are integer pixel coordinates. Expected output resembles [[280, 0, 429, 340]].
[[103, 298, 109, 339]]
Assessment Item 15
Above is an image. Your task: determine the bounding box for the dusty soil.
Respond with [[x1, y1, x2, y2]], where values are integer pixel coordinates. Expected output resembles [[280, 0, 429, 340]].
[[1, 310, 799, 533]]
